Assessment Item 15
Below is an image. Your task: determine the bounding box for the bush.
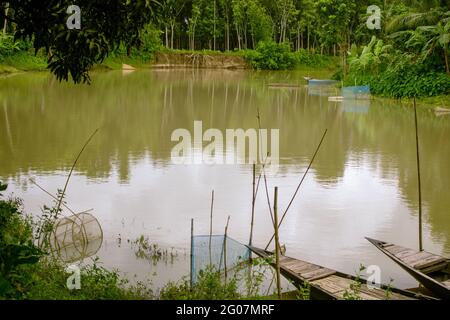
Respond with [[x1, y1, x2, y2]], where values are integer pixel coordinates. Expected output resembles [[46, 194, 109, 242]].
[[293, 49, 332, 68], [0, 182, 152, 300], [0, 34, 21, 58], [160, 266, 240, 300], [0, 183, 43, 298], [344, 36, 450, 98], [245, 41, 296, 70], [346, 61, 450, 98]]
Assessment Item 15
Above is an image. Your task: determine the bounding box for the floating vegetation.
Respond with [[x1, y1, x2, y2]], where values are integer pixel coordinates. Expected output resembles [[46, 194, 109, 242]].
[[132, 235, 180, 266]]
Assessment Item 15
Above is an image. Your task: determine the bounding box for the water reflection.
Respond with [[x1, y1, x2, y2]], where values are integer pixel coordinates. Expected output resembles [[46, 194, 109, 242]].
[[0, 69, 449, 289]]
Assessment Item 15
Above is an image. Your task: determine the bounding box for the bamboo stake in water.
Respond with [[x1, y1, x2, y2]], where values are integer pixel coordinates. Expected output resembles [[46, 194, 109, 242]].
[[273, 187, 282, 300], [190, 218, 194, 289], [209, 190, 214, 265], [265, 129, 328, 250], [56, 128, 99, 215], [249, 163, 256, 246], [414, 98, 423, 252], [224, 215, 230, 282]]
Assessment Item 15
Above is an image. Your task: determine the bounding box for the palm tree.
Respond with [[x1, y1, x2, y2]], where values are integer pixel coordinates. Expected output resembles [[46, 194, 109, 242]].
[[385, 8, 448, 33], [417, 19, 450, 74]]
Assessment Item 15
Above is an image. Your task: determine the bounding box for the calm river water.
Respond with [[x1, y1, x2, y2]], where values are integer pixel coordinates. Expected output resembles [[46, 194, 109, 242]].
[[1, 69, 449, 290]]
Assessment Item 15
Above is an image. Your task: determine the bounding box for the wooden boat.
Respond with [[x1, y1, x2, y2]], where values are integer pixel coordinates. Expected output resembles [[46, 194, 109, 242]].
[[307, 79, 338, 86], [122, 63, 136, 71], [366, 238, 450, 299], [268, 83, 301, 89], [435, 107, 450, 113], [248, 246, 434, 300], [328, 96, 344, 102]]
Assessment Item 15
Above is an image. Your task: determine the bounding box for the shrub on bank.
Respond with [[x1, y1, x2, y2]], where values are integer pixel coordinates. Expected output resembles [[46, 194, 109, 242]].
[[0, 181, 152, 300], [245, 41, 296, 70], [245, 41, 334, 70], [342, 36, 450, 98]]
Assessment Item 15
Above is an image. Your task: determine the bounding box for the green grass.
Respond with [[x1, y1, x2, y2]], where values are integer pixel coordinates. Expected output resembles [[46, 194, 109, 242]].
[[0, 51, 47, 73], [101, 52, 154, 70]]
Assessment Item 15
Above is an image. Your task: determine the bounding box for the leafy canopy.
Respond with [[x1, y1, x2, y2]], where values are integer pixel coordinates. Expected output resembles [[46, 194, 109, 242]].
[[2, 0, 157, 83]]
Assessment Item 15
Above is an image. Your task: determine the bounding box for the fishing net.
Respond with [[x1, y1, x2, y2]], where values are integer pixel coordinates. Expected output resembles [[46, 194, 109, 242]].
[[48, 212, 103, 263], [191, 235, 250, 284], [342, 86, 371, 99], [342, 99, 370, 113]]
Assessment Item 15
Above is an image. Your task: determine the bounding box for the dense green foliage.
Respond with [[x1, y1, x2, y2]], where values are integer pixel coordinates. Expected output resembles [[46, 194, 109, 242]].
[[0, 182, 152, 299], [0, 182, 274, 300], [245, 41, 296, 70], [245, 41, 333, 70], [1, 0, 158, 83], [160, 266, 241, 300], [1, 0, 449, 97], [0, 182, 43, 298], [342, 1, 450, 98]]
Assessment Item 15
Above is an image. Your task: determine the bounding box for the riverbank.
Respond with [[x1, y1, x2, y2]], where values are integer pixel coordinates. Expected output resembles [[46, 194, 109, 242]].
[[1, 49, 448, 109]]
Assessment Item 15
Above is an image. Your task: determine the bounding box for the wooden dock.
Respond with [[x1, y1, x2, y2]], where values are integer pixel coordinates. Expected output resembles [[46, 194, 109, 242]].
[[248, 246, 435, 300]]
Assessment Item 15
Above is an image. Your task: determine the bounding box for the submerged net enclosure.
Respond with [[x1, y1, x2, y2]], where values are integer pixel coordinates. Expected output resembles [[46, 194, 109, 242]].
[[48, 212, 103, 263], [190, 235, 250, 284], [342, 85, 371, 99]]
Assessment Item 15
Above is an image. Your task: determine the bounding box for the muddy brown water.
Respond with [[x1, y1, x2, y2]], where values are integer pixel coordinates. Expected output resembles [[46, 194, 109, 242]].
[[1, 69, 449, 290]]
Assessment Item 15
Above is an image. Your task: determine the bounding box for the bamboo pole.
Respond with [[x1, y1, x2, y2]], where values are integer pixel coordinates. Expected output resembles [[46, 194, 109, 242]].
[[190, 218, 194, 289], [209, 190, 214, 265], [55, 128, 99, 215], [223, 215, 230, 282], [273, 187, 282, 300], [249, 163, 256, 246], [414, 98, 423, 252], [265, 129, 328, 250]]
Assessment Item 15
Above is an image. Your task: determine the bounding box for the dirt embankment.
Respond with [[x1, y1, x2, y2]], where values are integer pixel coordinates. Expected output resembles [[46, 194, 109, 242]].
[[153, 52, 249, 69]]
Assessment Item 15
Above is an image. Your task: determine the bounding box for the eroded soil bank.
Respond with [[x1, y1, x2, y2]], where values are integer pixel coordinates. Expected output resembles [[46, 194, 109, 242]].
[[152, 52, 248, 69]]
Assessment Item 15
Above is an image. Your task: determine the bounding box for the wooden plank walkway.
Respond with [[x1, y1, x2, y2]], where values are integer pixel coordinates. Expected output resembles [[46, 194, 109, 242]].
[[382, 243, 448, 274], [279, 257, 414, 300], [248, 247, 426, 300]]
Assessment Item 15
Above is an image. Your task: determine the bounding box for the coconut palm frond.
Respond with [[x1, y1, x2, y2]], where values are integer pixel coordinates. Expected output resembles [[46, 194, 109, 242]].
[[386, 9, 443, 33]]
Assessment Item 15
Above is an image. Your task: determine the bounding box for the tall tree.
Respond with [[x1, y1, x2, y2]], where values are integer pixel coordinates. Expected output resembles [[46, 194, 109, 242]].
[[1, 0, 157, 83]]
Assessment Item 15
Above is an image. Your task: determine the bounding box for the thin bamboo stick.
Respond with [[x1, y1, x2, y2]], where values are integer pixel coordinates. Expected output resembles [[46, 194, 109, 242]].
[[273, 187, 282, 300], [190, 218, 194, 289], [414, 98, 423, 252], [249, 163, 256, 246], [265, 129, 328, 250], [209, 189, 214, 265], [56, 128, 99, 214], [224, 215, 230, 282]]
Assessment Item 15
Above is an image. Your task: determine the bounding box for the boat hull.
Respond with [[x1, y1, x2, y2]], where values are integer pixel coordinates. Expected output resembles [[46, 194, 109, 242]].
[[366, 237, 450, 300]]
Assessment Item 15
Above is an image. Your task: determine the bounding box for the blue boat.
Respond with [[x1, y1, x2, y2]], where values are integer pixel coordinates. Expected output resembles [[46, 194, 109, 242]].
[[307, 79, 338, 86], [342, 85, 371, 99]]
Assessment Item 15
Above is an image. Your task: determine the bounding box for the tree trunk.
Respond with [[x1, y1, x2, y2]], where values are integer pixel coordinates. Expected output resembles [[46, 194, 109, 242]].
[[3, 3, 9, 34], [307, 27, 310, 52], [226, 22, 230, 51], [235, 22, 241, 50], [165, 26, 169, 48], [444, 47, 449, 75], [244, 25, 247, 49], [213, 0, 216, 51], [170, 23, 175, 49]]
